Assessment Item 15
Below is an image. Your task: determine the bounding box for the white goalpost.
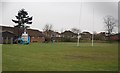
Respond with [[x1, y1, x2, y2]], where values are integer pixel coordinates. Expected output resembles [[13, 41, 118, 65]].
[[92, 8, 94, 47], [77, 2, 95, 47], [77, 0, 82, 46], [77, 33, 81, 46]]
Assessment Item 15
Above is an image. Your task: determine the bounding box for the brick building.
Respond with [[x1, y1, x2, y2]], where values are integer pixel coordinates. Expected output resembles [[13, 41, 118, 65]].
[[0, 26, 45, 44]]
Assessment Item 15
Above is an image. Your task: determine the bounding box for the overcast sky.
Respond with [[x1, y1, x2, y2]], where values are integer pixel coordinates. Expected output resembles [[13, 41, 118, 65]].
[[0, 1, 118, 33]]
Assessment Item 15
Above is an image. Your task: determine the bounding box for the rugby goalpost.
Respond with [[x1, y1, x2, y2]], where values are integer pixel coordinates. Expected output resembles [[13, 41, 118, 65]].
[[77, 1, 94, 47]]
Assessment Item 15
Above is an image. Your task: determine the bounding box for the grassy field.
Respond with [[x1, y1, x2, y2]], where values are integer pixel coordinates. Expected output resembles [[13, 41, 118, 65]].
[[2, 42, 118, 71]]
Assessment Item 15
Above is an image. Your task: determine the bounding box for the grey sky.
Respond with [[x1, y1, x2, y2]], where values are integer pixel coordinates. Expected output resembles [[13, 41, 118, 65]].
[[1, 2, 118, 33]]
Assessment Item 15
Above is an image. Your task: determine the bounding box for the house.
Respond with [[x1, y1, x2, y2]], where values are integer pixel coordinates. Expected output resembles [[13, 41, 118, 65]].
[[61, 30, 77, 38], [1, 31, 14, 44], [61, 30, 77, 42], [0, 26, 45, 44], [0, 26, 15, 44], [43, 30, 61, 42], [110, 34, 119, 41], [98, 32, 106, 40], [81, 31, 92, 40], [27, 29, 45, 43], [94, 32, 106, 40], [54, 32, 61, 38], [0, 28, 2, 44]]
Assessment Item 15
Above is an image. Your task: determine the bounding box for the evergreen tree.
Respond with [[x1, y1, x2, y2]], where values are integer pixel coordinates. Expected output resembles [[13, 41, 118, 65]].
[[12, 9, 33, 37], [12, 9, 32, 30]]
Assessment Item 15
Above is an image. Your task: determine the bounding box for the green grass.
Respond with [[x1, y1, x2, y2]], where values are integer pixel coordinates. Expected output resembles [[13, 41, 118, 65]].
[[2, 42, 118, 71]]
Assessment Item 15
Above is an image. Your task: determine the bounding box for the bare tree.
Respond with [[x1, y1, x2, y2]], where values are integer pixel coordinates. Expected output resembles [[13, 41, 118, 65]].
[[43, 24, 53, 32], [43, 24, 53, 41], [71, 28, 81, 34], [104, 15, 117, 37], [71, 28, 81, 46]]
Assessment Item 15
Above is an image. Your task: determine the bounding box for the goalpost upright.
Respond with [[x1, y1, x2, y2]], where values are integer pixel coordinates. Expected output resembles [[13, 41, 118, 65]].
[[92, 8, 94, 47], [77, 0, 82, 46]]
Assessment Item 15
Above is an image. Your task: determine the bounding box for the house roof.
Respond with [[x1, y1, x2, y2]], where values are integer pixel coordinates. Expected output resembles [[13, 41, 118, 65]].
[[2, 31, 15, 37], [2, 30, 14, 34], [0, 26, 14, 33], [43, 30, 60, 35], [61, 30, 77, 35], [81, 31, 91, 35], [27, 29, 44, 37], [0, 26, 45, 37]]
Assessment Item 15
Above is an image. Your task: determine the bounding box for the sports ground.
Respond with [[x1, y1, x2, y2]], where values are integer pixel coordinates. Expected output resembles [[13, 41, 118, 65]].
[[2, 42, 118, 71]]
